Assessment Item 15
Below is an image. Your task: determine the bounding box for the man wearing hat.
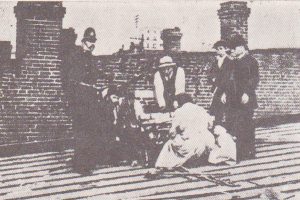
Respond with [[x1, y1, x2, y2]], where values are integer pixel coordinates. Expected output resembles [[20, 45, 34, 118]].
[[66, 27, 105, 174], [154, 56, 186, 111], [219, 35, 260, 162], [209, 40, 232, 126]]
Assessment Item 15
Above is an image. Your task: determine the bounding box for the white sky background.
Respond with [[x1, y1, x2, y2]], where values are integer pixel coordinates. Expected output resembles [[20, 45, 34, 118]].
[[0, 1, 299, 55]]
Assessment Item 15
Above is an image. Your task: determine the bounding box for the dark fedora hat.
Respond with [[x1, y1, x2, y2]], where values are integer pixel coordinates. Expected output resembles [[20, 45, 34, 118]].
[[213, 40, 230, 49], [228, 35, 247, 48]]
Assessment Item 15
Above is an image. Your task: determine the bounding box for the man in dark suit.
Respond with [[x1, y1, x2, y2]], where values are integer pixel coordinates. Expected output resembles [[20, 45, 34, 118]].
[[220, 35, 260, 162], [209, 40, 232, 126]]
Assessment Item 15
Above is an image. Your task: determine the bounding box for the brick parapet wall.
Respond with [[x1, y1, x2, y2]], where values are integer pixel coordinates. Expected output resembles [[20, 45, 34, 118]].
[[253, 49, 300, 118], [1, 45, 299, 145]]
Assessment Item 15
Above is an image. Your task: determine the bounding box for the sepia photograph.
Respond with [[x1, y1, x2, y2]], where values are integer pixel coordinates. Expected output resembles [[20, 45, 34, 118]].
[[0, 0, 299, 199]]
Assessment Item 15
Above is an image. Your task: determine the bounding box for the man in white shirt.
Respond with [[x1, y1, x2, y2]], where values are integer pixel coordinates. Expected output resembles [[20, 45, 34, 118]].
[[153, 56, 185, 112]]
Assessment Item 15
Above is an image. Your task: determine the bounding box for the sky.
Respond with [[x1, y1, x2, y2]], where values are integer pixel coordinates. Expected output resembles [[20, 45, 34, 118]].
[[0, 0, 299, 55]]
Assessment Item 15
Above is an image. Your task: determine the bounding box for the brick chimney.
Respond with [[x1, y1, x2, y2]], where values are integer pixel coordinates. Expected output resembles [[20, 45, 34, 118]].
[[0, 41, 12, 63], [218, 1, 251, 43], [0, 2, 71, 145], [161, 27, 183, 51], [61, 28, 77, 53]]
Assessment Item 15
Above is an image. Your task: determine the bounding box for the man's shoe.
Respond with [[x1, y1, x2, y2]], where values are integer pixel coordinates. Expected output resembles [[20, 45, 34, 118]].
[[144, 169, 164, 179], [72, 167, 93, 176]]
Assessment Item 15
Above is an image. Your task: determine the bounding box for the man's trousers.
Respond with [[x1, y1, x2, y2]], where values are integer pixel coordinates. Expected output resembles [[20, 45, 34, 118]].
[[225, 108, 255, 161]]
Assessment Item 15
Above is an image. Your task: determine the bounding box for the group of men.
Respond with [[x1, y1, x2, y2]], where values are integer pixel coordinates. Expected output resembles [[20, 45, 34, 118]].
[[209, 36, 259, 161], [148, 35, 259, 176], [64, 27, 259, 176]]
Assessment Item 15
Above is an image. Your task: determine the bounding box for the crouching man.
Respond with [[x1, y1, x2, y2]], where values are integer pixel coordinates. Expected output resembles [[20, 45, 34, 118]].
[[145, 93, 216, 177]]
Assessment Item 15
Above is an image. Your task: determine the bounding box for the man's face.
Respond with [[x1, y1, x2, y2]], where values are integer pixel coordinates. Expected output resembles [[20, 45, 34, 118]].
[[216, 46, 228, 57], [83, 41, 95, 52], [110, 94, 119, 104], [162, 66, 173, 75], [231, 46, 246, 58]]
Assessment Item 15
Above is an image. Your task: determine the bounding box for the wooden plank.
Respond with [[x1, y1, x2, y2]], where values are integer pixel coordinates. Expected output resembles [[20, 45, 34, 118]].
[[3, 169, 151, 200], [0, 150, 73, 162], [257, 124, 300, 132], [256, 123, 300, 132], [257, 146, 300, 157], [112, 179, 254, 200], [280, 182, 300, 193], [29, 160, 300, 200], [230, 164, 300, 183], [256, 143, 300, 153], [0, 166, 141, 195], [200, 150, 300, 173], [1, 122, 300, 200], [225, 178, 300, 199], [0, 154, 71, 173], [42, 177, 193, 200], [133, 171, 300, 200], [0, 151, 72, 167], [62, 179, 216, 200]]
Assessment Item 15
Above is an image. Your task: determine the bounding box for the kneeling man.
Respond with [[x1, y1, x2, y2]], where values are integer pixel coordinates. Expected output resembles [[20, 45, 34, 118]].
[[151, 93, 216, 173]]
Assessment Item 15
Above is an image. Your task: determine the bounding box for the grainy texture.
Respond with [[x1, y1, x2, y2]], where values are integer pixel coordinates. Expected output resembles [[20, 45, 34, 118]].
[[218, 1, 251, 42], [0, 2, 72, 145], [0, 1, 299, 146], [0, 122, 299, 199], [94, 49, 300, 118]]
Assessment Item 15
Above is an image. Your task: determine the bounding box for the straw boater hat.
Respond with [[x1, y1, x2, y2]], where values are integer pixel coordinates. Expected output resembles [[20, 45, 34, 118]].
[[158, 56, 176, 68]]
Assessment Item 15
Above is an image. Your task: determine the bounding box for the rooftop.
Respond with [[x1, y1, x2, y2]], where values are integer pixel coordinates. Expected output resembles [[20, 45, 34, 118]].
[[0, 122, 299, 199]]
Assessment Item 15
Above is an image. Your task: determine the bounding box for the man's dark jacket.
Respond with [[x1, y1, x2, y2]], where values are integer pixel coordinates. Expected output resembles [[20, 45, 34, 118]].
[[209, 57, 232, 114], [219, 54, 259, 110]]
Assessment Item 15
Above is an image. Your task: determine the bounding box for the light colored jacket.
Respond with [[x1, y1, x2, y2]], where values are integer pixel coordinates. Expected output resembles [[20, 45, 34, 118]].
[[155, 103, 215, 168]]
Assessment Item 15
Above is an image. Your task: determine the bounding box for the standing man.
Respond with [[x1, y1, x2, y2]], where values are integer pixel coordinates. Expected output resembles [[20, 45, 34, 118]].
[[220, 35, 260, 162], [209, 40, 232, 126], [154, 56, 185, 112], [67, 27, 104, 175]]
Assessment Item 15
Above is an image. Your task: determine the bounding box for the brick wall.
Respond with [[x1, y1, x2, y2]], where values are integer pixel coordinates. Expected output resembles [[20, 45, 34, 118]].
[[95, 49, 300, 118], [0, 1, 299, 146], [0, 2, 71, 145], [253, 49, 300, 118]]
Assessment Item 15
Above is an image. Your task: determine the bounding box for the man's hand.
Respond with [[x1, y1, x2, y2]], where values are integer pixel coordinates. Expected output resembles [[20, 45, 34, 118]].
[[221, 93, 226, 104], [159, 105, 166, 112], [241, 93, 249, 104], [208, 116, 215, 130]]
